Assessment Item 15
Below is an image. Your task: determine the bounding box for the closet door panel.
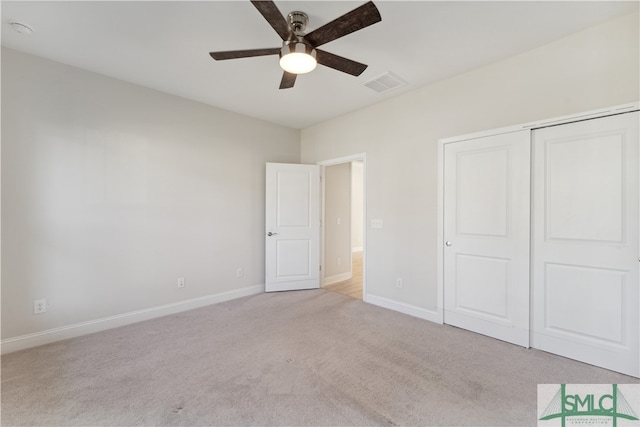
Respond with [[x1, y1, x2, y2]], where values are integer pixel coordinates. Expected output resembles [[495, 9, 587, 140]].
[[531, 112, 639, 377], [443, 130, 531, 347]]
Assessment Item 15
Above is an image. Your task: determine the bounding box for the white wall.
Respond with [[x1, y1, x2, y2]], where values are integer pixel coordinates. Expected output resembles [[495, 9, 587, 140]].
[[2, 10, 638, 345], [301, 12, 640, 314], [1, 48, 300, 341], [323, 163, 352, 283]]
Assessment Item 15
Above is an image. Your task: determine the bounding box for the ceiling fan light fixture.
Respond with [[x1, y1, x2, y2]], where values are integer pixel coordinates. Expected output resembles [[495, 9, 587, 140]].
[[279, 41, 317, 74]]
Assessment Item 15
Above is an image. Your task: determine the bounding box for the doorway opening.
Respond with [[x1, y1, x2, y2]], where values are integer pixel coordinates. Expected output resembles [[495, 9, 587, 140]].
[[319, 155, 366, 300]]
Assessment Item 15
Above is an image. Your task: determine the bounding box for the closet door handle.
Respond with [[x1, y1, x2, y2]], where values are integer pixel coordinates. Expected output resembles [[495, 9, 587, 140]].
[[445, 241, 453, 247]]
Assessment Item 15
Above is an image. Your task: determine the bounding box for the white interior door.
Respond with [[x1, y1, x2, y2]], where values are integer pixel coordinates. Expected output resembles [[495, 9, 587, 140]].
[[265, 163, 320, 292], [531, 112, 639, 377], [443, 130, 531, 347]]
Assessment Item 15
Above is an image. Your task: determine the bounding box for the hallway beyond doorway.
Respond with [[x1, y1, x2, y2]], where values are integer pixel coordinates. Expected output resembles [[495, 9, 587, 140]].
[[324, 251, 362, 300]]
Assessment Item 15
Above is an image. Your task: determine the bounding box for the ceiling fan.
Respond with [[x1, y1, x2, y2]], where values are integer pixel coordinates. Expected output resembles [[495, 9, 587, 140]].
[[209, 1, 382, 89]]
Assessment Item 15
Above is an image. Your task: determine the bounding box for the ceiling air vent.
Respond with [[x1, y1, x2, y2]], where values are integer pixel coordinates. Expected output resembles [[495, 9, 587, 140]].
[[364, 72, 407, 93]]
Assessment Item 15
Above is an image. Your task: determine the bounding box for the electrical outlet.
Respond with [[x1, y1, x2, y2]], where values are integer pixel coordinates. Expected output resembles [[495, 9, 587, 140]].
[[371, 219, 383, 229], [34, 299, 47, 314], [395, 278, 403, 289], [236, 268, 244, 278], [177, 278, 185, 288]]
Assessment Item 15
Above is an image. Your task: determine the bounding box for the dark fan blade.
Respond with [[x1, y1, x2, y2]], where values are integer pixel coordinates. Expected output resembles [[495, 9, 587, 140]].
[[305, 1, 381, 47], [209, 47, 281, 60], [250, 0, 291, 41], [316, 50, 367, 76], [279, 72, 297, 89]]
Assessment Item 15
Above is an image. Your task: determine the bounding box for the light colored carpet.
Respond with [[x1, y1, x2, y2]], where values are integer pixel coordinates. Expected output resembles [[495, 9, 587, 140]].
[[2, 289, 637, 426]]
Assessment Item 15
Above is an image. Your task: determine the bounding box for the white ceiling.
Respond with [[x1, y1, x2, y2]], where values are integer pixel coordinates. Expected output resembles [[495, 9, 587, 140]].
[[2, 1, 638, 129]]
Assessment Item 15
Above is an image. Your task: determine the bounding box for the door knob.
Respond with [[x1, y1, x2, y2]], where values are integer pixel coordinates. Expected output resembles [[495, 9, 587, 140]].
[[267, 232, 278, 236], [445, 241, 453, 246]]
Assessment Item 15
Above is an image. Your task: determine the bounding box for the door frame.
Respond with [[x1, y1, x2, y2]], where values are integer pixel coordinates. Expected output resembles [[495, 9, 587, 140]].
[[436, 103, 640, 331], [318, 153, 367, 299]]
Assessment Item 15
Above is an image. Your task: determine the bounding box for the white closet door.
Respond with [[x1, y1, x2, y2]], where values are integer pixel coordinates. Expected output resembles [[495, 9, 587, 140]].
[[531, 112, 639, 377], [265, 163, 320, 292], [444, 130, 531, 347]]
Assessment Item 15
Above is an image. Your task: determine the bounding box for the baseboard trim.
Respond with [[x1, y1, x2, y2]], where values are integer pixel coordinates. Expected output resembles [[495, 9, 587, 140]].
[[322, 272, 352, 286], [1, 284, 264, 355], [364, 294, 443, 324]]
